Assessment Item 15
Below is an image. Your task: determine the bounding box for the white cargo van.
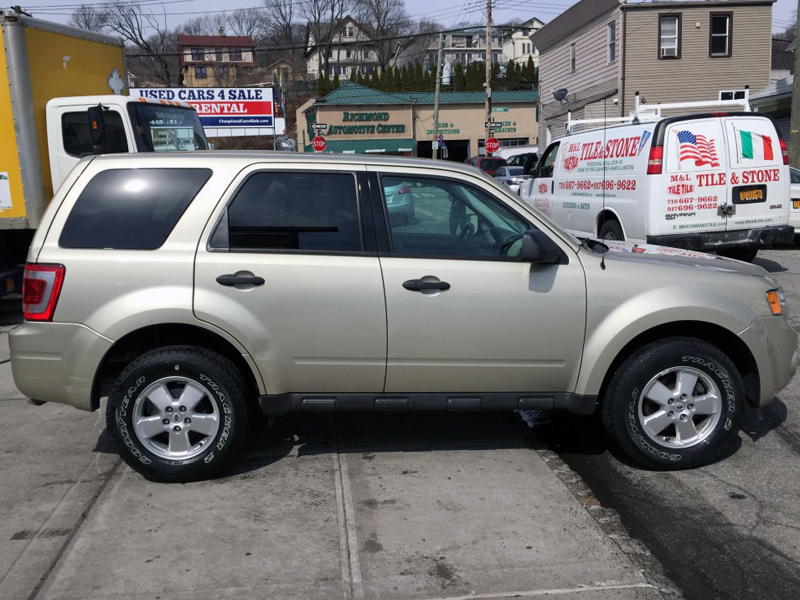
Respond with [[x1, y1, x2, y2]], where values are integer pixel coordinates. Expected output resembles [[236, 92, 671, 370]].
[[520, 96, 792, 261]]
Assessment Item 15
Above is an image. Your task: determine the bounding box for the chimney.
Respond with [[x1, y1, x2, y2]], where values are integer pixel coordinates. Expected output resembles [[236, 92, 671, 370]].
[[219, 26, 225, 36]]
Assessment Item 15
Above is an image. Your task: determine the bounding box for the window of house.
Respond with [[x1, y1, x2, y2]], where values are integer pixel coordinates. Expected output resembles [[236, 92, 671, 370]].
[[344, 26, 354, 37], [719, 90, 746, 101], [346, 48, 352, 58], [218, 172, 362, 253], [191, 48, 204, 61], [710, 13, 732, 57], [608, 21, 616, 62], [659, 14, 681, 59], [570, 43, 576, 72], [194, 66, 208, 80], [215, 48, 223, 61], [229, 48, 243, 61]]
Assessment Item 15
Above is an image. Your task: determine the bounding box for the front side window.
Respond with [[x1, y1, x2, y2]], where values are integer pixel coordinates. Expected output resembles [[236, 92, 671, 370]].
[[659, 15, 681, 59], [60, 169, 212, 250], [608, 21, 616, 62], [218, 172, 362, 253], [379, 175, 528, 259], [710, 13, 732, 57], [62, 110, 129, 157], [538, 142, 560, 178]]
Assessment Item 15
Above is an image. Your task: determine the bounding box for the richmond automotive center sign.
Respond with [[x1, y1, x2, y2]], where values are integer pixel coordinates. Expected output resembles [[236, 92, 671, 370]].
[[130, 87, 274, 129]]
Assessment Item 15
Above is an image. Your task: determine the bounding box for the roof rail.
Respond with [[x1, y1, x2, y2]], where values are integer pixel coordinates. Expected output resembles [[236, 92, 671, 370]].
[[564, 88, 751, 135]]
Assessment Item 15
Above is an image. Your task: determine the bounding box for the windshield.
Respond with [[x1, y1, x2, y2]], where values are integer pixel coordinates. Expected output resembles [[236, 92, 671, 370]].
[[127, 103, 209, 153], [506, 167, 525, 176]]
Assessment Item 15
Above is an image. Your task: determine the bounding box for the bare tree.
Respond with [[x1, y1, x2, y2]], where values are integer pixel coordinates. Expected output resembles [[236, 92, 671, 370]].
[[179, 14, 227, 36], [357, 0, 411, 72], [301, 0, 356, 76], [396, 18, 439, 67], [68, 4, 106, 32], [103, 2, 178, 85], [226, 8, 266, 39]]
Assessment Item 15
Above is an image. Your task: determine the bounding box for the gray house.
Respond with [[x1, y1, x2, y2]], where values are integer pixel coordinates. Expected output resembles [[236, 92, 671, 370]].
[[534, 0, 775, 142]]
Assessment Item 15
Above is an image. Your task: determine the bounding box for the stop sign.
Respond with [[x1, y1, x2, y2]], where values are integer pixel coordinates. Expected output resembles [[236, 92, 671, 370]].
[[311, 136, 327, 152], [485, 137, 500, 155]]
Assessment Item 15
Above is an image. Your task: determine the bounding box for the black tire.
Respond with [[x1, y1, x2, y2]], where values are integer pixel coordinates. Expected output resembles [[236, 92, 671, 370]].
[[598, 219, 624, 240], [601, 337, 745, 470], [718, 248, 758, 262], [106, 345, 250, 482]]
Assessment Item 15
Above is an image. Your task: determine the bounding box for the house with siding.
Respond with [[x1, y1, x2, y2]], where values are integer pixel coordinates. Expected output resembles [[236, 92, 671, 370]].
[[533, 0, 775, 143], [178, 34, 256, 88]]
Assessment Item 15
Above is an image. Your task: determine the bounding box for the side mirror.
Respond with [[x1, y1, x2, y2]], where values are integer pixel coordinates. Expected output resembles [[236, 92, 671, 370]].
[[519, 229, 562, 264], [87, 105, 106, 155]]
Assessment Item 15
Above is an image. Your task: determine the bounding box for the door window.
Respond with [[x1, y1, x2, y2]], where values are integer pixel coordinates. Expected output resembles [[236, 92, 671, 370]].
[[379, 175, 528, 259], [62, 111, 129, 157], [538, 142, 560, 178], [215, 171, 362, 253]]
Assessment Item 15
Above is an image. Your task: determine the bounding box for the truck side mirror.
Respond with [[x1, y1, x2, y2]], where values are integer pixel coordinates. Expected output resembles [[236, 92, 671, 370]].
[[519, 229, 562, 264], [87, 105, 106, 155]]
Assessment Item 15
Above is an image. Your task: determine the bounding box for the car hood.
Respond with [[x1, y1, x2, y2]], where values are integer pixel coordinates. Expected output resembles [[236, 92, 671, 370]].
[[597, 239, 777, 283]]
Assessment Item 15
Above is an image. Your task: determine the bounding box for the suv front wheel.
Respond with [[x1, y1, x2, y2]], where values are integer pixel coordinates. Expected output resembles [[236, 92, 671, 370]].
[[106, 346, 249, 482], [602, 338, 745, 469]]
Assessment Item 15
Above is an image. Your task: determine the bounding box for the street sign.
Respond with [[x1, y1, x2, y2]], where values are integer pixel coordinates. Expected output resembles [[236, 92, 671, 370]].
[[431, 140, 439, 149], [311, 123, 328, 131], [312, 136, 327, 152], [485, 121, 503, 130], [485, 138, 500, 154], [437, 133, 444, 142]]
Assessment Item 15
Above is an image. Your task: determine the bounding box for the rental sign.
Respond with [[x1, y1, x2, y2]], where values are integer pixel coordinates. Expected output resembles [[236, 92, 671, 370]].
[[130, 87, 274, 128]]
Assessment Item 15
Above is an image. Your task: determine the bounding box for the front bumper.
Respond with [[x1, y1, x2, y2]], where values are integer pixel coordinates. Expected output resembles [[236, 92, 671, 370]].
[[648, 225, 794, 252], [738, 315, 798, 407], [9, 322, 114, 411]]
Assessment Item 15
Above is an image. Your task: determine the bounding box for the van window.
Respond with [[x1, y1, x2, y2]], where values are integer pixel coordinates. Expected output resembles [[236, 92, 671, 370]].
[[220, 172, 362, 253], [538, 143, 561, 178], [62, 111, 129, 157], [60, 169, 211, 249], [665, 121, 723, 173], [723, 118, 780, 168]]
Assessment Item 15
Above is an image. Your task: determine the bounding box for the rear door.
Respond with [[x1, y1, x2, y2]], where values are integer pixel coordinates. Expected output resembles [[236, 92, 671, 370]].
[[662, 118, 727, 235], [721, 116, 788, 232]]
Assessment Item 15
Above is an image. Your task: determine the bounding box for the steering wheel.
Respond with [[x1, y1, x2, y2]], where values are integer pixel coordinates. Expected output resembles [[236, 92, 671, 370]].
[[496, 232, 524, 256], [457, 223, 475, 247]]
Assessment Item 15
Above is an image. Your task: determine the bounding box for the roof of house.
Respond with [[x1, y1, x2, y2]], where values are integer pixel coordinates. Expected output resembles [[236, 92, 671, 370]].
[[751, 76, 794, 102], [177, 34, 254, 48], [316, 81, 538, 106], [304, 15, 372, 57]]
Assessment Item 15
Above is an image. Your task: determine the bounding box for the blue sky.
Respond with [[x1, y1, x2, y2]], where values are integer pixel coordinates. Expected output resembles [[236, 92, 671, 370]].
[[21, 0, 798, 35]]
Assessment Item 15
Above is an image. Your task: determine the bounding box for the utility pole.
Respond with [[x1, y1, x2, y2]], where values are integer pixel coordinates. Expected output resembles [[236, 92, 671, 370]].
[[432, 33, 445, 160], [484, 0, 492, 154], [790, 0, 800, 168]]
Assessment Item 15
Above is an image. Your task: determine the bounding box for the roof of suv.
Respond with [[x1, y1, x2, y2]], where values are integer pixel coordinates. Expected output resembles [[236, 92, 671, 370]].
[[87, 151, 488, 178]]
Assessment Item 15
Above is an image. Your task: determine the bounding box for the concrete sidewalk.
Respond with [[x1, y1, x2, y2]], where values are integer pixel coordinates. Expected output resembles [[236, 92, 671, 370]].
[[0, 331, 678, 600]]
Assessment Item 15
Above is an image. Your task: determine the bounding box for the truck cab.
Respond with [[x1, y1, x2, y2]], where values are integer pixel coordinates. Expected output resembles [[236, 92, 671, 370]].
[[47, 96, 208, 193]]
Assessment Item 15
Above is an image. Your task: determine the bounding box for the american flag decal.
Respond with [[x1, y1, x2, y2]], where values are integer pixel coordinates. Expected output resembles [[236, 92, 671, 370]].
[[677, 130, 720, 168]]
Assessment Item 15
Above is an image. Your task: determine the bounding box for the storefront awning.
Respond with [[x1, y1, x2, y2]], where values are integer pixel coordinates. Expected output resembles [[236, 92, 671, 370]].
[[304, 138, 415, 154]]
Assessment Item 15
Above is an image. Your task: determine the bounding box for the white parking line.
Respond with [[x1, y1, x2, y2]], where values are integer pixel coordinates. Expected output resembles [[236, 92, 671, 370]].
[[423, 582, 659, 600], [333, 452, 364, 599]]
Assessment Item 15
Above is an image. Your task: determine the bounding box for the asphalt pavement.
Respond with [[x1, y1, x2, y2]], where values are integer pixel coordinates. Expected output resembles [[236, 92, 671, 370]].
[[0, 312, 672, 600]]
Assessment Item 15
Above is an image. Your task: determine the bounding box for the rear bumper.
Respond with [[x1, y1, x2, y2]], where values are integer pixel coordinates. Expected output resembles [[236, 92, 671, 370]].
[[9, 322, 113, 411], [647, 225, 794, 251], [738, 315, 798, 407]]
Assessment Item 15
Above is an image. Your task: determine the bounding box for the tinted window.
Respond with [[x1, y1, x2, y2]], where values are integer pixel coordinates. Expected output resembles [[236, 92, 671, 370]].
[[60, 169, 211, 249], [506, 167, 525, 176], [380, 175, 528, 259], [223, 172, 361, 252], [62, 111, 129, 157], [538, 143, 560, 178], [480, 159, 506, 171]]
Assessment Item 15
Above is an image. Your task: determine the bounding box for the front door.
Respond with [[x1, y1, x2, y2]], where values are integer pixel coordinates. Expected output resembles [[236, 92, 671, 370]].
[[370, 168, 586, 394], [194, 166, 387, 396]]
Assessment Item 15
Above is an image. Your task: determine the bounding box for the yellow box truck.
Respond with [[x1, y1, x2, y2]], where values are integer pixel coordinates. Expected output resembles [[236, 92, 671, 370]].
[[0, 9, 208, 295]]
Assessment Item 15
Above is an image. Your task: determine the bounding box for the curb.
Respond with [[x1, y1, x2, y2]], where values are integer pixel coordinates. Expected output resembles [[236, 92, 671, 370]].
[[511, 413, 684, 600]]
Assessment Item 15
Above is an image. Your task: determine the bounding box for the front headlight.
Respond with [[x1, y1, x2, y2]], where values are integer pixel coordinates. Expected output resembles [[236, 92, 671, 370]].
[[766, 288, 786, 315]]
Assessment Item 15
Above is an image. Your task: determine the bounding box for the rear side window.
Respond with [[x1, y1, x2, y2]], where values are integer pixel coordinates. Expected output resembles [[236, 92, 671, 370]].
[[217, 171, 361, 252], [59, 168, 211, 249]]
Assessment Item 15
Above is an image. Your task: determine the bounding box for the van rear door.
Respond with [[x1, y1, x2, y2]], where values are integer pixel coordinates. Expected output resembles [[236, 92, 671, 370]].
[[721, 116, 788, 233], [662, 118, 727, 236]]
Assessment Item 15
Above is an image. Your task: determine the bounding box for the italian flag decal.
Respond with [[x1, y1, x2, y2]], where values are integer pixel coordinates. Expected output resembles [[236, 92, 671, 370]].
[[739, 129, 774, 160]]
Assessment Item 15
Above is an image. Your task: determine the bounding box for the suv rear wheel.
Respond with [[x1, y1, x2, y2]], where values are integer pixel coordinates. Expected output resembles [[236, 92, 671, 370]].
[[106, 346, 249, 482], [602, 338, 745, 469]]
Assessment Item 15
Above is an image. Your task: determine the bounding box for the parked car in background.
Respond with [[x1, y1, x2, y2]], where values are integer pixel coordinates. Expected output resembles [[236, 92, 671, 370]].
[[505, 152, 539, 171], [493, 166, 531, 194], [465, 156, 507, 175], [790, 167, 800, 242], [496, 145, 539, 162], [10, 153, 798, 482], [384, 180, 416, 224]]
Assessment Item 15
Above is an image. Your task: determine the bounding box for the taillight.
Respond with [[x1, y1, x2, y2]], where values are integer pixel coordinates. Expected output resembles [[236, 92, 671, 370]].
[[23, 264, 65, 321], [398, 185, 411, 194], [780, 137, 789, 166], [647, 145, 663, 175]]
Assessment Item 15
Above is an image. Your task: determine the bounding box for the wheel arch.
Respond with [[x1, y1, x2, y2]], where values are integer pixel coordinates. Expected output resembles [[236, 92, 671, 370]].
[[91, 323, 264, 411], [596, 208, 625, 238], [588, 321, 760, 409]]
